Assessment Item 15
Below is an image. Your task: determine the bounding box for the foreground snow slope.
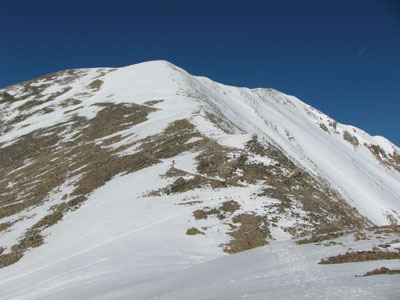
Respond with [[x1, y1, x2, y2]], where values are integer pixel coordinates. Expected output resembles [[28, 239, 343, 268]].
[[0, 60, 399, 299], [68, 238, 400, 300], [4, 229, 400, 299]]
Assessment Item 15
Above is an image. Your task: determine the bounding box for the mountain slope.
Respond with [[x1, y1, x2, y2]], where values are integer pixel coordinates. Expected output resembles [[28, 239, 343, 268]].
[[0, 60, 399, 299]]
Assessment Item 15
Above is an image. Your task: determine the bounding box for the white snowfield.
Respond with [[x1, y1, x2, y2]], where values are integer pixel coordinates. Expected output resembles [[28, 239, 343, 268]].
[[0, 60, 399, 299]]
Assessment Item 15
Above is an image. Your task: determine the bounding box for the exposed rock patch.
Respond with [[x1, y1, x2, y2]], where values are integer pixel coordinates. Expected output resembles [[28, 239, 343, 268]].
[[343, 130, 359, 146], [186, 227, 204, 235], [319, 250, 400, 264], [358, 267, 400, 277], [223, 213, 270, 254]]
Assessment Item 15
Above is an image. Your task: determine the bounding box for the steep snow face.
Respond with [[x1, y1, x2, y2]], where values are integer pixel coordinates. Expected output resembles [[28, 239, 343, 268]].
[[170, 73, 400, 225], [0, 60, 399, 299], [201, 63, 398, 225]]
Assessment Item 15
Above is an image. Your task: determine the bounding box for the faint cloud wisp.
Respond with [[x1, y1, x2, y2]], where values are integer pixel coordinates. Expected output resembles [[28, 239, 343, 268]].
[[357, 48, 367, 56]]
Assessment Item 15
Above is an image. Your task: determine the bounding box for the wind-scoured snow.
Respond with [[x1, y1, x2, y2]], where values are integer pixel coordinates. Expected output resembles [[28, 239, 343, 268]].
[[0, 60, 399, 299]]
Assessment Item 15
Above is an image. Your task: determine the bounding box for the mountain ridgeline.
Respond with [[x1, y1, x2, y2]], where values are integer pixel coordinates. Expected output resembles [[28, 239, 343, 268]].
[[0, 61, 399, 270]]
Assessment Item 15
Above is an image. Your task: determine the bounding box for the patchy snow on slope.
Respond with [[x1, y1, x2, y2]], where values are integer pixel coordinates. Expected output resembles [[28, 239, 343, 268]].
[[1, 60, 399, 299]]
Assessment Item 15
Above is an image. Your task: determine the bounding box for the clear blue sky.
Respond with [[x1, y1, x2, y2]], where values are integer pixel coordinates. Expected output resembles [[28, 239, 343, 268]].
[[1, 0, 399, 145]]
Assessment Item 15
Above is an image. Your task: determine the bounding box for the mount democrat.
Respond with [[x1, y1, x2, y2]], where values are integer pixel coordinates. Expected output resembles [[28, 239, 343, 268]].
[[0, 61, 399, 299]]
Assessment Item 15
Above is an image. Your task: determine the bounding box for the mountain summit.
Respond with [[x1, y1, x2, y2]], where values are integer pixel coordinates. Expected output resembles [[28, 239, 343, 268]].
[[0, 61, 399, 299]]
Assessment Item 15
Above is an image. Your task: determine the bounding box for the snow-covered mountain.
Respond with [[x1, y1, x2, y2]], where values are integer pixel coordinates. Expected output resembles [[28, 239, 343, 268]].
[[0, 60, 399, 299]]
